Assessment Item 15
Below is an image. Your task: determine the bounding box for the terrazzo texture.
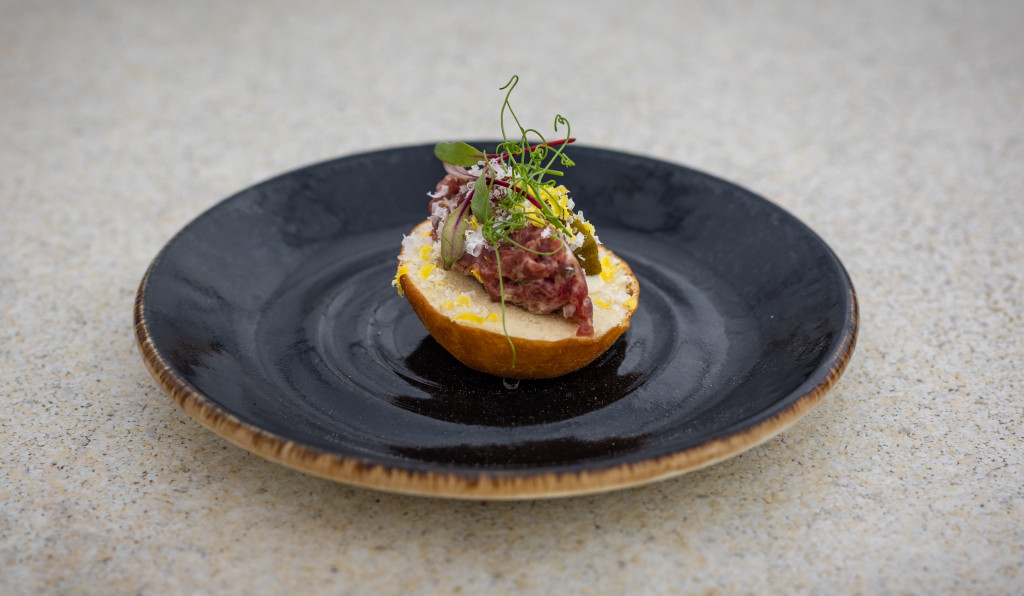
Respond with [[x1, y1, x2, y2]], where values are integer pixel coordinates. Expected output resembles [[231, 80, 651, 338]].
[[2, 0, 1022, 593]]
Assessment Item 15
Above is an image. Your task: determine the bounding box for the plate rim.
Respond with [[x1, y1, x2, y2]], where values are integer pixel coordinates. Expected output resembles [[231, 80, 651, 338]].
[[133, 144, 859, 500]]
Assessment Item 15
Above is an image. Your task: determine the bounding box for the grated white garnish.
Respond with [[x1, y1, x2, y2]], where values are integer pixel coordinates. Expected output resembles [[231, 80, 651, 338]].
[[463, 228, 488, 257], [430, 199, 451, 222]]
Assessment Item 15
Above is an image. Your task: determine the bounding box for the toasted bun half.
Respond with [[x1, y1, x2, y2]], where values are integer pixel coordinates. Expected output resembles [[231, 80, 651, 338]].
[[395, 219, 639, 379]]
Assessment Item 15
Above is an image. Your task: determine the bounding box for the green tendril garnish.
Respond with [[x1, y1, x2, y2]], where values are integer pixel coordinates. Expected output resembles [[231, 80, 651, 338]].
[[433, 75, 588, 371]]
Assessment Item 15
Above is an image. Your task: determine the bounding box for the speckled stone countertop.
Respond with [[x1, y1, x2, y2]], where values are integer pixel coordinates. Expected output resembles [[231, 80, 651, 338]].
[[3, 1, 1022, 593]]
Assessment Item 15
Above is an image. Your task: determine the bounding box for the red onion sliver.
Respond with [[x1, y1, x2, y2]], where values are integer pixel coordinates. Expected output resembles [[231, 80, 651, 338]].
[[442, 162, 476, 180]]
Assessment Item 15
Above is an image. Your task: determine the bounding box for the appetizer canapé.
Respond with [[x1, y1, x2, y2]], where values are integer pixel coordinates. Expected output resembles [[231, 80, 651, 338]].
[[394, 77, 638, 378]]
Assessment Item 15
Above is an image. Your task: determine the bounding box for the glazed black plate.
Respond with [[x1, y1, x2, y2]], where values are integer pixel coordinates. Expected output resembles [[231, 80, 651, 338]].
[[134, 143, 857, 499]]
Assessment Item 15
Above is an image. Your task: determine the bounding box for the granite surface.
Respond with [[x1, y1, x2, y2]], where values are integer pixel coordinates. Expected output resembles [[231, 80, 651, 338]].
[[2, 1, 1022, 593]]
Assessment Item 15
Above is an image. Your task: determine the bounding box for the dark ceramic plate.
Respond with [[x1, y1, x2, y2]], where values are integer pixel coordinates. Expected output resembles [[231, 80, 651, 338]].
[[134, 143, 858, 499]]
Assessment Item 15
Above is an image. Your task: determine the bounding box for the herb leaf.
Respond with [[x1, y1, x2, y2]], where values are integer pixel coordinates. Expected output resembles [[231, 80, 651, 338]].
[[434, 141, 485, 167], [440, 195, 473, 267], [470, 174, 490, 224]]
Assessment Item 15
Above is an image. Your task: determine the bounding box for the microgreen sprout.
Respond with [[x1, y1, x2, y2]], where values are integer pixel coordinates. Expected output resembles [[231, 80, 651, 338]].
[[431, 76, 596, 369]]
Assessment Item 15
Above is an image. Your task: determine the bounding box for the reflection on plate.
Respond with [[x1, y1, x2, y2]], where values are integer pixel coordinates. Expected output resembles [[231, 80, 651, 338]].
[[134, 143, 857, 499]]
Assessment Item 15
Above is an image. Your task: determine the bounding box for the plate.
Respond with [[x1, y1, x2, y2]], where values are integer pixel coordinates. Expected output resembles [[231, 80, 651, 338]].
[[134, 143, 858, 499]]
